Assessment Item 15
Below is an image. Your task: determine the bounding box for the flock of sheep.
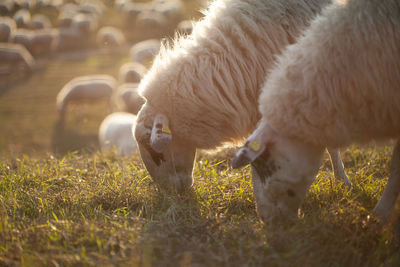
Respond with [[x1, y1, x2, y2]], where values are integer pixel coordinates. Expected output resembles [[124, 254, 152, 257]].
[[134, 0, 400, 227], [0, 0, 192, 72], [0, 0, 192, 156], [2, 0, 399, 229]]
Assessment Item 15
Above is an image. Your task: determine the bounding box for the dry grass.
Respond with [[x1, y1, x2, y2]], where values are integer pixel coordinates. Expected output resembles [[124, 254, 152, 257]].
[[0, 1, 399, 265]]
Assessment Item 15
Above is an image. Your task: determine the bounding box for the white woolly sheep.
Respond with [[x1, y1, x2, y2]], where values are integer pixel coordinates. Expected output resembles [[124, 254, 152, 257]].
[[96, 26, 125, 48], [0, 42, 35, 71], [153, 0, 183, 27], [99, 112, 137, 156], [10, 28, 31, 49], [232, 0, 400, 224], [77, 0, 104, 17], [29, 28, 59, 56], [17, 0, 36, 10], [71, 13, 98, 34], [135, 10, 167, 38], [0, 16, 16, 42], [130, 39, 160, 65], [30, 14, 51, 30], [133, 0, 350, 193], [123, 2, 150, 27], [118, 62, 147, 84], [56, 27, 85, 51], [112, 83, 146, 115], [56, 75, 117, 120], [13, 9, 31, 28], [99, 112, 138, 156], [0, 0, 14, 15]]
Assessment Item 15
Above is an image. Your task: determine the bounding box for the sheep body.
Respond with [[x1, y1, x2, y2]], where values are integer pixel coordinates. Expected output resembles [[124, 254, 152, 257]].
[[0, 42, 35, 71], [30, 14, 51, 29], [138, 0, 332, 149], [56, 75, 117, 117], [259, 0, 400, 148], [99, 112, 138, 156], [13, 9, 31, 28], [135, 0, 336, 191], [130, 39, 161, 65], [118, 62, 147, 84], [112, 83, 145, 115], [0, 16, 16, 42], [96, 26, 125, 48], [234, 0, 400, 223]]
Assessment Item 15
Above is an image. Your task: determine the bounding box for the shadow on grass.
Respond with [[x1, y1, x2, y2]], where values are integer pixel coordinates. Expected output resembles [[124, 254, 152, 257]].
[[51, 118, 99, 156]]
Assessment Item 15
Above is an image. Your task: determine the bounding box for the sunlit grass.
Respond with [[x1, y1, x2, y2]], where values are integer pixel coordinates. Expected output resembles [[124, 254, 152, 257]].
[[0, 146, 399, 266]]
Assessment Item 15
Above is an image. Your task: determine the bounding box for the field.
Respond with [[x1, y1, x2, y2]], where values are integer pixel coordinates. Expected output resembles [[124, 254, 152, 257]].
[[1, 1, 400, 266], [0, 50, 399, 267]]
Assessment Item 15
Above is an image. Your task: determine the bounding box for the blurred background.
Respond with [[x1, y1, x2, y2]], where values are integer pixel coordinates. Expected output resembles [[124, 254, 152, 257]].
[[0, 0, 206, 157]]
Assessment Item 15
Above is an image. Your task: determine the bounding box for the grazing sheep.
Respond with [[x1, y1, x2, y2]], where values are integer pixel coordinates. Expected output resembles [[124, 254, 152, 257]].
[[56, 27, 85, 51], [77, 0, 104, 17], [0, 42, 35, 71], [135, 10, 167, 38], [58, 4, 78, 28], [112, 83, 145, 115], [17, 0, 36, 10], [130, 39, 160, 65], [10, 28, 31, 49], [134, 0, 350, 193], [0, 0, 14, 16], [30, 14, 51, 29], [123, 2, 150, 27], [0, 16, 16, 42], [72, 13, 98, 34], [232, 0, 400, 224], [153, 0, 183, 28], [96, 26, 125, 48], [29, 28, 59, 56], [118, 62, 147, 84], [13, 9, 31, 28], [99, 112, 138, 156], [56, 75, 117, 120]]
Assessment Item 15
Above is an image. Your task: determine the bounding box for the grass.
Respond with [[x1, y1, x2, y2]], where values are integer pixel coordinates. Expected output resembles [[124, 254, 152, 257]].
[[0, 147, 399, 266], [0, 1, 399, 265]]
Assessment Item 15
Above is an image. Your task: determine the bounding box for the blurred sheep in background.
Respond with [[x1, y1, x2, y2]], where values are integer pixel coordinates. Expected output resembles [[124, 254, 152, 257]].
[[0, 0, 14, 16], [29, 28, 59, 56], [10, 28, 59, 56], [98, 112, 138, 156], [118, 61, 147, 84], [130, 38, 160, 65], [56, 74, 117, 121], [0, 16, 16, 42], [30, 14, 52, 30], [96, 26, 125, 48], [112, 83, 145, 115], [13, 8, 30, 28], [0, 42, 35, 72]]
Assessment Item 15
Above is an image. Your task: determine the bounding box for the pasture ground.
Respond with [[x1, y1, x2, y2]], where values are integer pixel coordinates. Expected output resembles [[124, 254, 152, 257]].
[[0, 50, 399, 267], [0, 3, 400, 264]]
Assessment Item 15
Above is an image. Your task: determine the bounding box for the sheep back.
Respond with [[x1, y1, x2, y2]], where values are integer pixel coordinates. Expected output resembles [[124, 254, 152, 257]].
[[259, 0, 400, 148]]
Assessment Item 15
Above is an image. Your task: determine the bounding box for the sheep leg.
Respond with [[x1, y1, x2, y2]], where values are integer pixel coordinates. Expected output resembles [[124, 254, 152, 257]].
[[373, 139, 400, 224], [327, 148, 352, 188]]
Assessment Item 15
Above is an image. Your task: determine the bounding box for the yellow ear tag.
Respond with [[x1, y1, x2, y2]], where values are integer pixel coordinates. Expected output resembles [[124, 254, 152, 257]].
[[248, 141, 260, 152], [162, 124, 171, 134]]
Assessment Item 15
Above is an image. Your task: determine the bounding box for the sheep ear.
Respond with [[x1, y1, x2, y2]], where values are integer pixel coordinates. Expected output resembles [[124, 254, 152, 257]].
[[231, 122, 275, 169], [150, 113, 172, 153]]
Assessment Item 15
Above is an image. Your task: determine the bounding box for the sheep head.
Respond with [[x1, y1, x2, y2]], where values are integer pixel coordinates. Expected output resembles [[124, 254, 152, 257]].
[[232, 120, 324, 224], [134, 104, 196, 193]]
